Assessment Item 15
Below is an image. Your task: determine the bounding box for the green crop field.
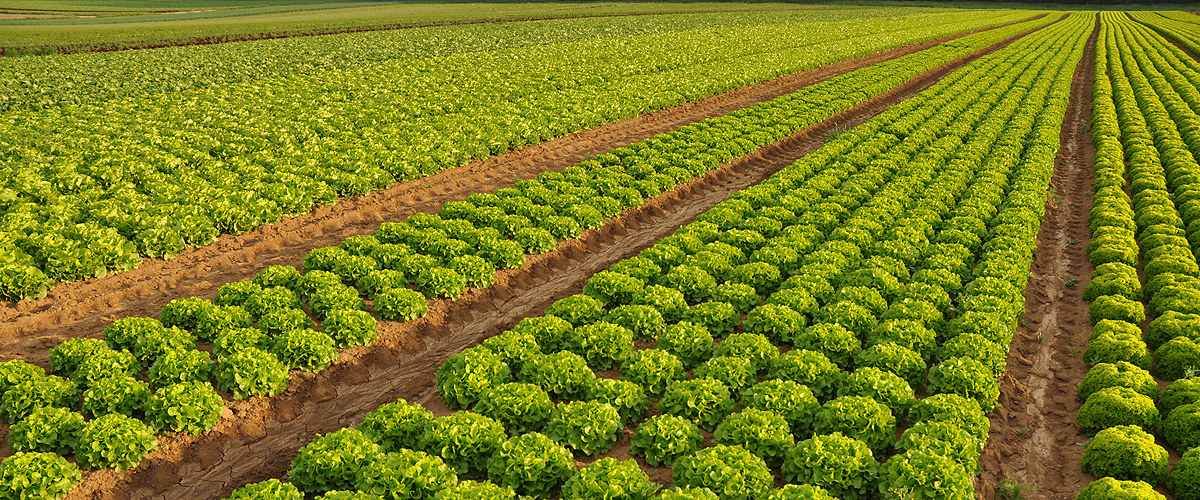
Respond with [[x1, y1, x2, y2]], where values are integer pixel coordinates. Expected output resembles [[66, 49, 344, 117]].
[[3, 4, 1200, 500]]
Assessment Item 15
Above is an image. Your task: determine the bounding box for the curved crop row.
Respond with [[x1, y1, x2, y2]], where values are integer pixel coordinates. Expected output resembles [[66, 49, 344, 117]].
[[1077, 13, 1200, 500], [0, 18, 1065, 498], [186, 13, 1094, 500], [0, 12, 1055, 301]]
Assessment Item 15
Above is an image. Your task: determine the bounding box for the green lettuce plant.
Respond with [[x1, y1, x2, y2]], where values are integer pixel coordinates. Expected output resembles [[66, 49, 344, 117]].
[[1076, 478, 1165, 500], [132, 325, 196, 366], [258, 308, 313, 338], [227, 479, 303, 500], [435, 346, 511, 409], [621, 349, 684, 396], [585, 378, 650, 423], [660, 378, 737, 431], [694, 356, 756, 394], [1, 375, 79, 423], [562, 458, 658, 500], [1078, 362, 1160, 403], [606, 305, 667, 342], [768, 349, 842, 401], [146, 381, 224, 435], [272, 328, 339, 372], [743, 304, 804, 343], [290, 428, 384, 494], [712, 408, 793, 466], [75, 413, 158, 471], [357, 399, 433, 453], [475, 382, 553, 435], [630, 414, 703, 466], [0, 452, 81, 500], [47, 338, 108, 379], [814, 396, 896, 454], [147, 348, 214, 388], [432, 482, 514, 500], [792, 324, 860, 369], [373, 288, 428, 321], [782, 432, 878, 500], [838, 367, 914, 419], [544, 401, 622, 456], [547, 294, 605, 327], [569, 321, 634, 370], [672, 444, 773, 500], [321, 309, 378, 348], [1081, 425, 1168, 485], [655, 322, 713, 369], [908, 394, 990, 443], [1166, 402, 1200, 451], [73, 349, 140, 386], [1168, 448, 1200, 500], [6, 406, 84, 455], [713, 333, 778, 374], [354, 448, 457, 500], [80, 374, 149, 418], [487, 432, 574, 497], [518, 351, 594, 400], [215, 347, 290, 399], [926, 357, 999, 412], [876, 449, 973, 500], [1077, 386, 1160, 435], [420, 412, 507, 478], [894, 421, 980, 474]]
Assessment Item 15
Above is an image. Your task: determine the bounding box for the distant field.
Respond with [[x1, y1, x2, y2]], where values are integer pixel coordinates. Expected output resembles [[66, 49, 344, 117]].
[[0, 1, 810, 54]]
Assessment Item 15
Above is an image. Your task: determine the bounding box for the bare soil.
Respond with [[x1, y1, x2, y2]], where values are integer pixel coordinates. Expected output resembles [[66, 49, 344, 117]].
[[37, 18, 1063, 500], [0, 14, 1044, 366], [975, 14, 1099, 500]]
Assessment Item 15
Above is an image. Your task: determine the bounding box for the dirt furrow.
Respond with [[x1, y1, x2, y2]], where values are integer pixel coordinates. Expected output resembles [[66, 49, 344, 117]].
[[975, 14, 1098, 500], [48, 19, 1062, 500], [0, 14, 1048, 363]]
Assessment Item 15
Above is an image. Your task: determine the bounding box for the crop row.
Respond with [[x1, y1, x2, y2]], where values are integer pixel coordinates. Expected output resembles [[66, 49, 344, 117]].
[[0, 13, 1054, 301], [1074, 12, 1200, 500], [0, 9, 1039, 113], [1130, 11, 1200, 60], [185, 13, 1090, 500], [0, 18, 1063, 499]]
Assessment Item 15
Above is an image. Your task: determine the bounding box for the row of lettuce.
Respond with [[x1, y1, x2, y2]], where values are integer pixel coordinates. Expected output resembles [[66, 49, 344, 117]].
[[0, 17, 1066, 500], [0, 10, 1037, 114], [182, 13, 1090, 500], [1131, 11, 1200, 62], [1070, 13, 1200, 500], [0, 13, 1055, 302]]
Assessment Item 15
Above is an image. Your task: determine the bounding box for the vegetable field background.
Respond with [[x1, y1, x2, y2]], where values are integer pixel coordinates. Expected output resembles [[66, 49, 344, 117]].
[[4, 4, 1200, 500]]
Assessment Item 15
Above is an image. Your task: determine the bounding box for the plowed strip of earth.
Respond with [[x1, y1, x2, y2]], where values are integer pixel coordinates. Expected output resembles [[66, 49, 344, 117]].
[[0, 13, 1048, 363], [976, 13, 1098, 500], [39, 17, 1062, 500]]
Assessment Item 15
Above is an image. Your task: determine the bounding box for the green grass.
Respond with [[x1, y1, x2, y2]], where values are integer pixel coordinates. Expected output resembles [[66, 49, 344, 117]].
[[0, 1, 816, 54]]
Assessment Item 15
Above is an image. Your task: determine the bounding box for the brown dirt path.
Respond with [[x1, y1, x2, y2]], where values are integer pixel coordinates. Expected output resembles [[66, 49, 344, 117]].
[[45, 17, 1063, 500], [975, 13, 1099, 500], [0, 14, 1047, 365]]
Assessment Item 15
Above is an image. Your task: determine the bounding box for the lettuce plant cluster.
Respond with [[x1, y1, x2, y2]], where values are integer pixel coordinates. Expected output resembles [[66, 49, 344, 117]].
[[1080, 15, 1200, 497]]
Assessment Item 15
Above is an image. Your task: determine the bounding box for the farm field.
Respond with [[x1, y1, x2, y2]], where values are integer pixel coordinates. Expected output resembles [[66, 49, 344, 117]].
[[5, 4, 1200, 500]]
